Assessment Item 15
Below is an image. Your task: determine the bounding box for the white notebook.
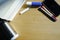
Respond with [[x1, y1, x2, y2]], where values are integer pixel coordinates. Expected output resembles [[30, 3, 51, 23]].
[[0, 0, 25, 21]]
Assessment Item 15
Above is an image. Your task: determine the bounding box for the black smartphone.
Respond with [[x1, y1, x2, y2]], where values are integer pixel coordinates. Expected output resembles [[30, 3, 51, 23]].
[[0, 18, 18, 40], [0, 20, 13, 40]]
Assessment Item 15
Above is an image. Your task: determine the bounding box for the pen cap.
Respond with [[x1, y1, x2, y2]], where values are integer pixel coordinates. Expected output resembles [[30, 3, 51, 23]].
[[26, 2, 42, 7]]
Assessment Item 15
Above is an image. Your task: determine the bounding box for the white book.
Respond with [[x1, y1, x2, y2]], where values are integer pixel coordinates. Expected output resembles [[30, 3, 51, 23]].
[[0, 0, 26, 21]]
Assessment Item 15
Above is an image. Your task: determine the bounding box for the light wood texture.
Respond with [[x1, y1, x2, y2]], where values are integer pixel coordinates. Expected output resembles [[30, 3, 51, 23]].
[[10, 0, 60, 40]]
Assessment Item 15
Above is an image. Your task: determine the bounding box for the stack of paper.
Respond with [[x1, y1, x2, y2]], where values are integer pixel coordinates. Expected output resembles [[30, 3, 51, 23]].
[[0, 0, 25, 21]]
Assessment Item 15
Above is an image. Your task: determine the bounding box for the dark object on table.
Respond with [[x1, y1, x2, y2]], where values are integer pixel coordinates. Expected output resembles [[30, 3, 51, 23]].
[[43, 0, 60, 17], [38, 0, 60, 22], [0, 19, 13, 40]]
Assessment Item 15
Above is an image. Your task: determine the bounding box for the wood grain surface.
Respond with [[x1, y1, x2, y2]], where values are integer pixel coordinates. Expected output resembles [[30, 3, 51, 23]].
[[9, 0, 60, 40]]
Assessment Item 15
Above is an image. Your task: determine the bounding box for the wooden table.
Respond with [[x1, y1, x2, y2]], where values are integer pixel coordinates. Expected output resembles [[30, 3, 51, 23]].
[[10, 0, 60, 40]]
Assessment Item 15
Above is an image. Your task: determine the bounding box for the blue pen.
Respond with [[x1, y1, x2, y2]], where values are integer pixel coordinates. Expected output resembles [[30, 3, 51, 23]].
[[26, 2, 42, 7]]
